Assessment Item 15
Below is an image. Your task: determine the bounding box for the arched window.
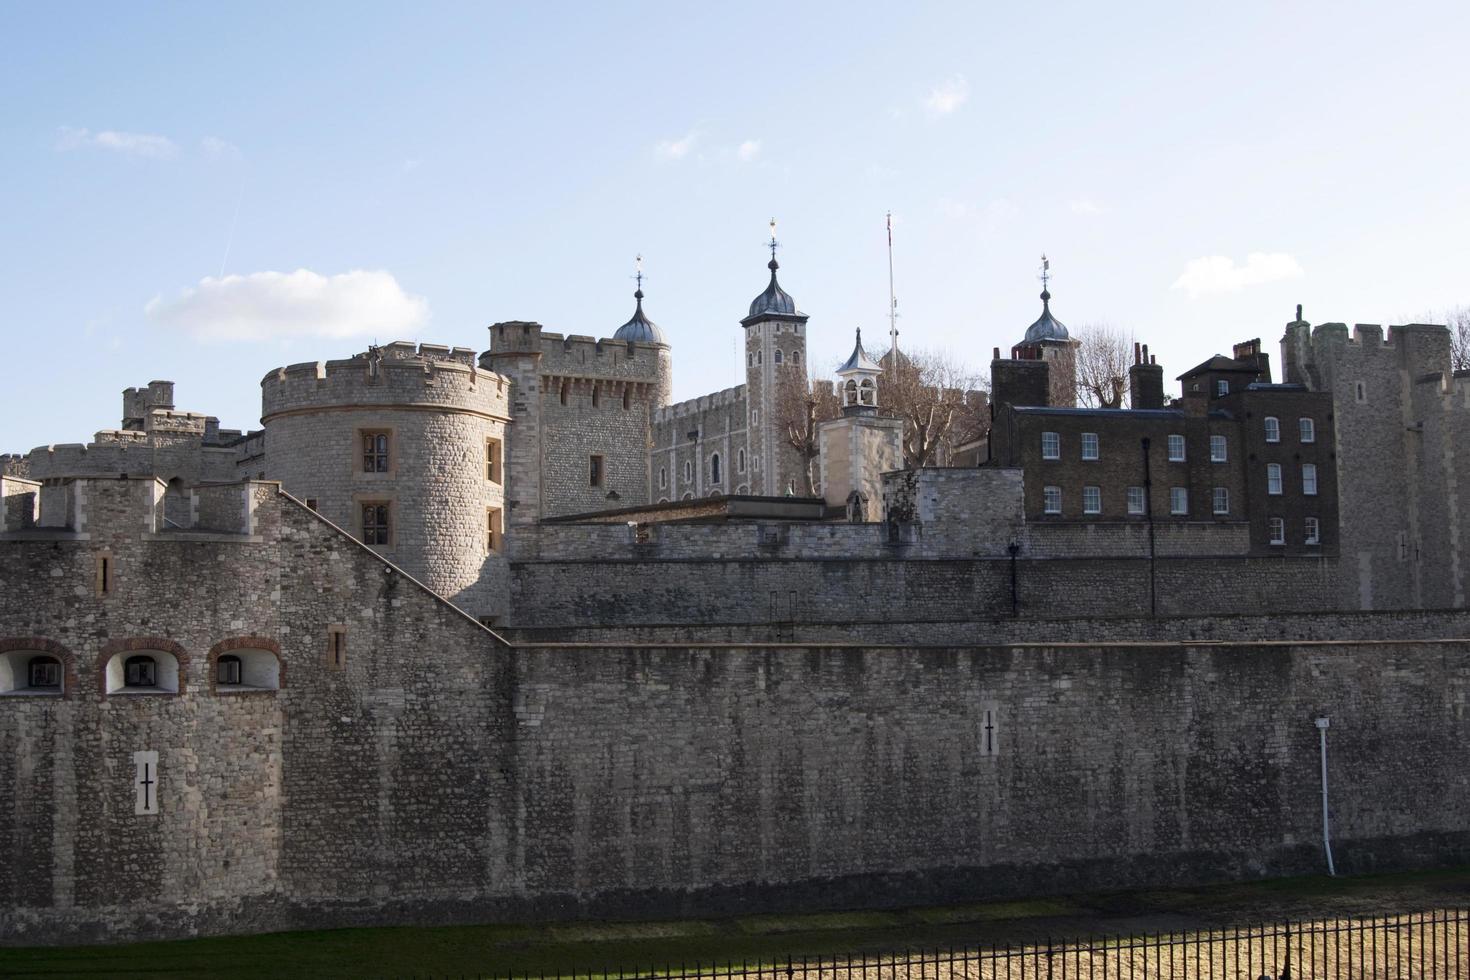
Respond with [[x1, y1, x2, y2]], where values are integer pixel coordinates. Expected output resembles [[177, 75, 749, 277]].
[[1264, 416, 1280, 443], [1, 649, 66, 695], [683, 460, 693, 484], [212, 647, 281, 692], [859, 378, 876, 405], [125, 656, 157, 688], [774, 349, 783, 364], [218, 655, 242, 686], [711, 453, 722, 484], [659, 467, 667, 489], [104, 647, 181, 696], [792, 350, 801, 365], [163, 477, 189, 529], [738, 448, 747, 473]]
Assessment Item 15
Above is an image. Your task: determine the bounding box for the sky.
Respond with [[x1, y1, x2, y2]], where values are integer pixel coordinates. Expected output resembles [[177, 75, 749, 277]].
[[3, 1, 1469, 452]]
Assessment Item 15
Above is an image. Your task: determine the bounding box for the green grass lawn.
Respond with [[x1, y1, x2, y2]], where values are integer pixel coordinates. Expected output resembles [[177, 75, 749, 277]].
[[1, 868, 1465, 979]]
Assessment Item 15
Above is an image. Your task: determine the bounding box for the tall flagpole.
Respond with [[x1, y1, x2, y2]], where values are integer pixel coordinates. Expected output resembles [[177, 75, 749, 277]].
[[886, 211, 899, 372]]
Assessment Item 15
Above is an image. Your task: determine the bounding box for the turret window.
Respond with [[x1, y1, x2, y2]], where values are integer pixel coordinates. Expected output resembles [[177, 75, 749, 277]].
[[774, 349, 783, 364], [485, 438, 502, 483], [659, 467, 667, 489], [683, 460, 693, 484], [361, 431, 390, 473], [361, 501, 392, 545], [737, 449, 747, 473], [710, 453, 722, 484]]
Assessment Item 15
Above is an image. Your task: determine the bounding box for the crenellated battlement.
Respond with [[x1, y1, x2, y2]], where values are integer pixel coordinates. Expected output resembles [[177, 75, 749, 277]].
[[654, 384, 747, 423], [261, 343, 511, 421], [484, 320, 668, 385]]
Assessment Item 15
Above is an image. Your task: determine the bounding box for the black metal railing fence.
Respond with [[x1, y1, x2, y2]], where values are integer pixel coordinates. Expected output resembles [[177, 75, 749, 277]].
[[462, 908, 1469, 980]]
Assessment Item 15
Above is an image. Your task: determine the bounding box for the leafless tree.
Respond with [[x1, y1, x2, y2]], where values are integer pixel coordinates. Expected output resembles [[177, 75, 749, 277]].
[[775, 370, 842, 495], [880, 348, 989, 468], [1447, 307, 1470, 372], [1072, 322, 1134, 408]]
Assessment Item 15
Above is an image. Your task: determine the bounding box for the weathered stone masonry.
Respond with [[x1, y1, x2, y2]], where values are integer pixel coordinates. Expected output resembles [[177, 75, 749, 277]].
[[2, 478, 1469, 944]]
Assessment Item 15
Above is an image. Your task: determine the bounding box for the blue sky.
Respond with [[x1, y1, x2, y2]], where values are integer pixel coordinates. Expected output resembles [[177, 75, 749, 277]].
[[3, 1, 1469, 451]]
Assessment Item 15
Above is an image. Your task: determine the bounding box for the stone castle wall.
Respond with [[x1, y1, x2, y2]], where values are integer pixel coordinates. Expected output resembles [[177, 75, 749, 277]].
[[1283, 321, 1468, 611], [651, 385, 751, 499], [484, 321, 671, 522], [260, 343, 511, 619]]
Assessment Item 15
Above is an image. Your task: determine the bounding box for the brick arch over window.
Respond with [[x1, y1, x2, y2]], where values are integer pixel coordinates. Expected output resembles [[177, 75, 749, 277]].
[[0, 637, 78, 700], [206, 636, 284, 695], [97, 637, 192, 699]]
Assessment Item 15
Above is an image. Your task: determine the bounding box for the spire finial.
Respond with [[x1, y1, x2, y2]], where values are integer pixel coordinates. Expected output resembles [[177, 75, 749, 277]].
[[1038, 253, 1051, 303], [634, 254, 644, 299], [1296, 302, 1303, 322], [767, 217, 780, 270]]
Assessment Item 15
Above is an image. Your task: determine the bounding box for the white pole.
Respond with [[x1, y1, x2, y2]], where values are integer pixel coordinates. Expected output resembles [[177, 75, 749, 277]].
[[1316, 716, 1336, 876], [886, 212, 898, 368]]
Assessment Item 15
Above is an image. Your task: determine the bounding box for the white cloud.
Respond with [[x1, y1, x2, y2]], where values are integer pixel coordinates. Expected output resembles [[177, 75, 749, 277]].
[[403, 158, 423, 172], [201, 136, 241, 159], [57, 126, 177, 159], [145, 269, 429, 342], [1070, 199, 1104, 215], [656, 131, 698, 160], [737, 139, 761, 162], [1171, 253, 1305, 297], [923, 75, 970, 117]]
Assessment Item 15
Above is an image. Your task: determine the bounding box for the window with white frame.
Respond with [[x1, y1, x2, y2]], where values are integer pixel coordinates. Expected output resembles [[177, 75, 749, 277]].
[[1083, 486, 1101, 514], [1043, 486, 1061, 514], [1081, 433, 1099, 460], [1210, 434, 1227, 462], [1041, 431, 1060, 460], [1302, 463, 1318, 495], [1167, 434, 1185, 461], [1269, 517, 1286, 545], [1305, 517, 1320, 545], [1215, 379, 1229, 397], [1127, 486, 1146, 515], [1299, 417, 1316, 443], [1264, 416, 1280, 442], [1170, 487, 1188, 515], [1212, 487, 1229, 515], [1267, 463, 1283, 495]]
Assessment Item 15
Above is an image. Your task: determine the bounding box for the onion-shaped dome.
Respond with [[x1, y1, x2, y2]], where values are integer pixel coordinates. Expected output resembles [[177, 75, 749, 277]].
[[1023, 289, 1070, 343], [748, 258, 799, 319], [613, 287, 667, 344]]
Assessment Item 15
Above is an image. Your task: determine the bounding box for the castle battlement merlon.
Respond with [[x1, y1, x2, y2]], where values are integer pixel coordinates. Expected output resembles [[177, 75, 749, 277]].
[[261, 348, 511, 420], [655, 384, 747, 423]]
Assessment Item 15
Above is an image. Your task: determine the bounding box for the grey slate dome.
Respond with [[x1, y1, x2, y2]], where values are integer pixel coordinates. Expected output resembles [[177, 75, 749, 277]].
[[748, 258, 800, 319], [837, 328, 883, 374], [613, 287, 667, 344], [1023, 289, 1070, 343]]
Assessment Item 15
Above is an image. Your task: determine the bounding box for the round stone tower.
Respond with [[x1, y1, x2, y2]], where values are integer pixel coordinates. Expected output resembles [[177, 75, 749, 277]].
[[260, 342, 512, 621]]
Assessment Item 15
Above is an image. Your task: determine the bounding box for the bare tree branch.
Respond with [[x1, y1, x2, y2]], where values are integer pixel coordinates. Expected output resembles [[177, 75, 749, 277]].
[[775, 371, 841, 495], [880, 348, 990, 468], [1072, 322, 1134, 408]]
